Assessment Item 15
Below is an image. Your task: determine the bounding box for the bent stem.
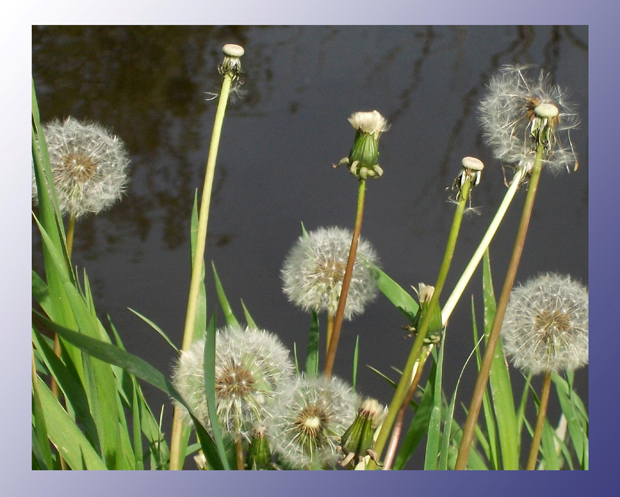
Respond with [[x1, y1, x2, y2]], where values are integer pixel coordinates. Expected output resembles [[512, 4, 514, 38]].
[[442, 167, 526, 323], [527, 372, 552, 470], [324, 179, 366, 377], [169, 70, 234, 471], [369, 176, 472, 469], [455, 145, 544, 470]]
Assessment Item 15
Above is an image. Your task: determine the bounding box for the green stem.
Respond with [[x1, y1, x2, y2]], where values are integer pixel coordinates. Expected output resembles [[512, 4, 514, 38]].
[[526, 372, 552, 470], [66, 214, 76, 259], [369, 175, 472, 469], [324, 179, 366, 377], [442, 167, 526, 324], [382, 346, 430, 470], [326, 312, 334, 357], [169, 71, 234, 471], [455, 145, 544, 470]]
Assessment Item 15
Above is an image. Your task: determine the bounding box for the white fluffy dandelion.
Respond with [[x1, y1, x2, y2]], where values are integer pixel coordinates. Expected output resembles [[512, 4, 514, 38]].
[[479, 65, 579, 174], [266, 375, 361, 469], [33, 117, 130, 218], [171, 325, 294, 440], [281, 227, 380, 320], [501, 273, 588, 375]]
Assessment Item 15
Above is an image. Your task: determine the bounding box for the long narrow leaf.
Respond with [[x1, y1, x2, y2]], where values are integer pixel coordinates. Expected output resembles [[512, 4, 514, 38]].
[[212, 262, 239, 327], [127, 308, 179, 353], [373, 266, 419, 322], [482, 251, 519, 469], [33, 310, 224, 469], [424, 348, 444, 470], [36, 376, 107, 470], [203, 314, 231, 469]]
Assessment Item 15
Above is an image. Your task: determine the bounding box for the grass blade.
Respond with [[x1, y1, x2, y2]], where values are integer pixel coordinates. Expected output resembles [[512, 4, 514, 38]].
[[203, 314, 231, 469], [212, 261, 239, 327], [127, 308, 179, 353], [482, 250, 519, 469], [373, 266, 419, 322]]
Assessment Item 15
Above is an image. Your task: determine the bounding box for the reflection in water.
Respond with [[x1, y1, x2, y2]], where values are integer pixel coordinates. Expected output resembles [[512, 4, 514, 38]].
[[32, 26, 588, 468]]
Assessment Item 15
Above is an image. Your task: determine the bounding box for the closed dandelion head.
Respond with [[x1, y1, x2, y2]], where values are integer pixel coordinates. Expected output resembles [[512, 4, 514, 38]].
[[501, 273, 588, 375], [281, 227, 380, 320], [171, 325, 294, 440], [335, 110, 389, 179], [32, 117, 130, 218], [266, 375, 361, 469], [479, 65, 579, 174]]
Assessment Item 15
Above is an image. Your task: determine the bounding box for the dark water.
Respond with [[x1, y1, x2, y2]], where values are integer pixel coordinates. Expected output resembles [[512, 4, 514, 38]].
[[32, 26, 588, 468]]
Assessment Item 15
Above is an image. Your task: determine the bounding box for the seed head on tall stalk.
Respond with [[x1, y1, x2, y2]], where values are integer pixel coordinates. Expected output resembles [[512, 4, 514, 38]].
[[455, 65, 580, 470], [324, 110, 388, 377], [169, 43, 245, 470]]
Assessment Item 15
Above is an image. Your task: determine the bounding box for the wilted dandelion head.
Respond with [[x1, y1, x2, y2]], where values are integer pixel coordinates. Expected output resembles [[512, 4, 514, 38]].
[[171, 325, 294, 440], [33, 117, 130, 218], [501, 273, 588, 375], [281, 227, 380, 319], [266, 375, 360, 469], [479, 65, 579, 174]]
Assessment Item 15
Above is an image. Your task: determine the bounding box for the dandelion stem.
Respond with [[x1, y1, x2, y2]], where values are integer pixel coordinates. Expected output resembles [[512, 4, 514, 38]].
[[324, 179, 366, 378], [369, 176, 472, 469], [169, 68, 235, 471], [66, 214, 76, 259], [326, 313, 334, 356], [382, 347, 428, 470], [455, 144, 544, 470], [442, 167, 526, 324], [234, 415, 245, 470], [527, 372, 552, 470]]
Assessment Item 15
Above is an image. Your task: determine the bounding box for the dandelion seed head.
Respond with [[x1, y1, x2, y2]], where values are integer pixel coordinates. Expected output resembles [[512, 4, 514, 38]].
[[501, 273, 588, 375], [171, 324, 294, 440], [281, 227, 380, 319], [33, 117, 130, 218], [347, 110, 390, 138], [266, 375, 360, 469], [479, 65, 579, 174]]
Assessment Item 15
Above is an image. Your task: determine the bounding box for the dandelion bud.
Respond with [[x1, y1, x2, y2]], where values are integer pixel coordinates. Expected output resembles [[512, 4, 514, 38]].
[[340, 398, 385, 467], [281, 227, 380, 320], [33, 117, 130, 218], [171, 325, 294, 440], [336, 110, 389, 180], [408, 283, 443, 345], [501, 273, 588, 375], [247, 425, 272, 470]]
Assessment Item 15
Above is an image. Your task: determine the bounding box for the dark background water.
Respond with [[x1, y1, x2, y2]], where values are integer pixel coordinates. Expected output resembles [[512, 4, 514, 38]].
[[32, 25, 588, 468]]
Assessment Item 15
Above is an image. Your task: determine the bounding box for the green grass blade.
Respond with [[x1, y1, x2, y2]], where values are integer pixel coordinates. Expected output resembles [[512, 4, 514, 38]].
[[35, 310, 223, 469], [32, 328, 101, 453], [127, 308, 179, 353], [424, 348, 444, 470], [482, 250, 519, 469], [352, 335, 360, 390], [471, 297, 499, 469], [131, 382, 144, 470], [552, 373, 588, 468], [240, 299, 258, 328], [191, 191, 207, 341], [203, 314, 231, 469], [305, 311, 319, 377], [393, 363, 435, 470], [212, 261, 239, 327], [293, 343, 300, 376], [373, 266, 419, 322], [32, 372, 54, 470], [36, 376, 107, 470]]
